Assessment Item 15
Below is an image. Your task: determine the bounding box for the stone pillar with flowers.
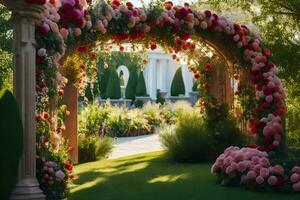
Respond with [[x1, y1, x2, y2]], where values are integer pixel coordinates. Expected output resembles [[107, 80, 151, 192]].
[[0, 0, 46, 199]]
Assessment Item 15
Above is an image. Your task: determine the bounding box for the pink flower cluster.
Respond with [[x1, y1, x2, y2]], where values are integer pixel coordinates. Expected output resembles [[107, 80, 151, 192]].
[[212, 146, 300, 192], [290, 166, 300, 191]]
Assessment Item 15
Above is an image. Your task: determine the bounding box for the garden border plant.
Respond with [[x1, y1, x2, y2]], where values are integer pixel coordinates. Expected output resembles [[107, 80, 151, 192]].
[[6, 0, 298, 198]]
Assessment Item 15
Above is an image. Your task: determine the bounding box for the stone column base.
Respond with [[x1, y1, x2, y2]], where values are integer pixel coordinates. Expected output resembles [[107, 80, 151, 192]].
[[10, 178, 45, 200]]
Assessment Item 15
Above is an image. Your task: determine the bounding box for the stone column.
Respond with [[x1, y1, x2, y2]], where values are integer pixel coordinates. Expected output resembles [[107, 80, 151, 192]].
[[158, 59, 168, 92], [148, 58, 157, 100], [63, 82, 78, 164], [1, 1, 46, 199]]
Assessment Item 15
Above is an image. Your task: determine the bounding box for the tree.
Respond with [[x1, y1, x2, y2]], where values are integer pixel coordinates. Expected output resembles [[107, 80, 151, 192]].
[[171, 67, 185, 96], [194, 0, 300, 81], [105, 69, 121, 99], [125, 67, 138, 99], [0, 5, 12, 52], [0, 49, 13, 91], [135, 71, 147, 96]]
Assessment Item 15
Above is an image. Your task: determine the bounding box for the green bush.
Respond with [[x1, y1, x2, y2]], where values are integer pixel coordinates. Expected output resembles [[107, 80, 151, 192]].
[[78, 102, 109, 136], [125, 67, 138, 100], [160, 111, 214, 163], [106, 69, 121, 99], [0, 90, 23, 200], [135, 71, 147, 96], [160, 104, 246, 163], [78, 135, 113, 163], [142, 102, 163, 126], [171, 67, 185, 96]]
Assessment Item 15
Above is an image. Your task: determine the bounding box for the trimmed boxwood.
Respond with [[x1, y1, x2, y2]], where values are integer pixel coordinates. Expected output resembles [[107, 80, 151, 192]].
[[171, 67, 185, 96], [105, 69, 121, 99], [135, 71, 147, 96], [0, 90, 23, 200], [125, 67, 138, 99]]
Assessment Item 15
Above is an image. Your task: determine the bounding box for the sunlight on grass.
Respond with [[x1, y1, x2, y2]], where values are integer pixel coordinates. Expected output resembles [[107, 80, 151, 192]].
[[148, 174, 189, 184], [69, 152, 300, 200], [70, 177, 107, 193]]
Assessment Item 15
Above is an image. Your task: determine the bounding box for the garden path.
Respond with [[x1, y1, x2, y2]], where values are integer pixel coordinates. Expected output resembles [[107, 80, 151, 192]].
[[109, 133, 164, 159]]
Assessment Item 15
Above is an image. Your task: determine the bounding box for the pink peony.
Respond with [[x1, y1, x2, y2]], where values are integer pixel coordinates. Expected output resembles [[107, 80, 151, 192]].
[[37, 48, 47, 57], [200, 21, 208, 29], [246, 170, 257, 180], [55, 170, 65, 180], [237, 162, 247, 172], [271, 165, 285, 175], [290, 173, 300, 183], [260, 168, 270, 178], [259, 157, 270, 167], [256, 176, 264, 184], [265, 95, 273, 103], [60, 28, 69, 39], [292, 166, 300, 174], [73, 28, 82, 36], [267, 176, 278, 185], [293, 182, 300, 191]]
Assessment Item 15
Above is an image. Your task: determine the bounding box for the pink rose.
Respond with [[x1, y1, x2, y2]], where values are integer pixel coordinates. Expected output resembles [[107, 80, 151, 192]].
[[265, 95, 273, 103], [55, 170, 65, 180], [267, 176, 278, 185], [290, 173, 300, 183], [256, 176, 264, 184], [200, 21, 208, 29], [37, 48, 47, 57], [73, 28, 82, 36], [246, 170, 257, 180], [60, 28, 69, 39], [292, 166, 300, 174], [260, 168, 270, 178], [293, 182, 300, 191]]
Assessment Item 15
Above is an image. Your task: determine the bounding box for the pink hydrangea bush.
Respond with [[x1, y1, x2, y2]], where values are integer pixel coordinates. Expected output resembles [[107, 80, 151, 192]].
[[212, 146, 300, 192]]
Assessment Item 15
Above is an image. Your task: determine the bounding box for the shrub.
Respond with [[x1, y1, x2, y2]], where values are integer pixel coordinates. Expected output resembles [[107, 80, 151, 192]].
[[142, 102, 163, 126], [78, 135, 113, 163], [106, 69, 121, 99], [160, 111, 215, 163], [78, 102, 109, 136], [135, 71, 147, 96], [125, 67, 138, 100], [0, 90, 23, 200], [160, 104, 247, 163], [171, 67, 185, 96]]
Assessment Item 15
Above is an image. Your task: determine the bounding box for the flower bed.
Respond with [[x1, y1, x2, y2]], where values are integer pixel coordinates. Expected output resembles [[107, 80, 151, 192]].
[[212, 146, 300, 192]]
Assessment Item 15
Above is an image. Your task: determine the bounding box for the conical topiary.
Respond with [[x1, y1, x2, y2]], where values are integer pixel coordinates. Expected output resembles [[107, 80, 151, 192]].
[[105, 69, 121, 99], [125, 67, 138, 99], [0, 90, 23, 200], [98, 59, 110, 99], [192, 81, 198, 92], [135, 71, 147, 96], [171, 67, 185, 96]]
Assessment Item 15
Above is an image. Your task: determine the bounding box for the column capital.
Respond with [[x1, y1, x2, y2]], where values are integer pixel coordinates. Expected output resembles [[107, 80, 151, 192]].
[[1, 0, 45, 24]]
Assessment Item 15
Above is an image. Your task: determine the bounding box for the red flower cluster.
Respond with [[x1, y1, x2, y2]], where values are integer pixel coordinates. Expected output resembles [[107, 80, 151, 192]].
[[26, 0, 46, 4]]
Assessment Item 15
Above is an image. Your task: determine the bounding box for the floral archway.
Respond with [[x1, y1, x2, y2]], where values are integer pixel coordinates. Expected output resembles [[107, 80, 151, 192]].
[[2, 0, 299, 199]]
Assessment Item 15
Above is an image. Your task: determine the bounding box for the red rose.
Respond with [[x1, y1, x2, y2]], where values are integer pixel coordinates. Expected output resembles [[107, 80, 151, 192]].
[[263, 87, 273, 96], [164, 1, 173, 10], [77, 46, 87, 53], [261, 102, 270, 109], [213, 14, 219, 20], [63, 3, 73, 11], [204, 10, 211, 18], [150, 44, 157, 50], [64, 11, 74, 21], [126, 2, 133, 9], [181, 33, 190, 41], [194, 73, 200, 80], [65, 163, 73, 171], [75, 18, 84, 27]]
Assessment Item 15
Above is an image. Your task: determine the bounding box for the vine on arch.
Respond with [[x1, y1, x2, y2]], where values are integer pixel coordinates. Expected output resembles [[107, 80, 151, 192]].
[[23, 0, 300, 197]]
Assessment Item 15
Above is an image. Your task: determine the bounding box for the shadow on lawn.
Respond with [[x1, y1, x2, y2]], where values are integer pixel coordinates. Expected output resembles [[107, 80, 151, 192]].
[[69, 153, 300, 200]]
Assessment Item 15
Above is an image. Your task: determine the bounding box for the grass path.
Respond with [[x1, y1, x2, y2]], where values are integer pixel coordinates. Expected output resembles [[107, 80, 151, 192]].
[[69, 151, 300, 200]]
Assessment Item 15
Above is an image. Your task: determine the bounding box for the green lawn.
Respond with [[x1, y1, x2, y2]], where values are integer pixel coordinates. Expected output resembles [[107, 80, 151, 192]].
[[69, 151, 300, 200]]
